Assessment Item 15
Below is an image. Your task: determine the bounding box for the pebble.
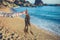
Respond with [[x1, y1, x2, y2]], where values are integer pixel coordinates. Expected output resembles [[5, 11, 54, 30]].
[[11, 33, 15, 36], [0, 26, 3, 31], [7, 38, 10, 40], [0, 33, 2, 39], [3, 39, 6, 40]]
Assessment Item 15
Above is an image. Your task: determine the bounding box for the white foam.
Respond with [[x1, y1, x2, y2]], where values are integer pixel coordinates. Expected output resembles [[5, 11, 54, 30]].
[[30, 16, 60, 36]]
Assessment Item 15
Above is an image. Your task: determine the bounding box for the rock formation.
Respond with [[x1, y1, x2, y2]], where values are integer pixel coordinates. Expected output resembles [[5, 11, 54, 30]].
[[35, 0, 43, 6]]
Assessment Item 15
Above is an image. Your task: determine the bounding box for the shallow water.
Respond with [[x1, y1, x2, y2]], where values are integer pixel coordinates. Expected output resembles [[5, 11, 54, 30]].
[[13, 6, 60, 35]]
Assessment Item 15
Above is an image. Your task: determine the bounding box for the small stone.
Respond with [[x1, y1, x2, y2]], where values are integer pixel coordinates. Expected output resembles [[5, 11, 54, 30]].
[[3, 39, 6, 40], [11, 33, 14, 36], [7, 38, 10, 40], [16, 36, 19, 38], [11, 36, 14, 39], [0, 26, 3, 31], [34, 39, 37, 40], [0, 33, 2, 39]]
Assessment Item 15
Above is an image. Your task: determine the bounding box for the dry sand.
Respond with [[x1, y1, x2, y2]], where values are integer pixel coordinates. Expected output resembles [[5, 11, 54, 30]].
[[0, 17, 60, 40], [0, 7, 12, 13]]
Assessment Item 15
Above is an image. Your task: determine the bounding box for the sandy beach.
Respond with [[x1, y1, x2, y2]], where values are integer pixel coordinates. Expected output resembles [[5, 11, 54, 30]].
[[0, 17, 60, 40], [0, 7, 13, 13], [0, 7, 60, 40]]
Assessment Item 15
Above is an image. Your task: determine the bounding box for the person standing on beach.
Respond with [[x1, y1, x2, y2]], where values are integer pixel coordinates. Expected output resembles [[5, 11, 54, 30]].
[[24, 9, 33, 35]]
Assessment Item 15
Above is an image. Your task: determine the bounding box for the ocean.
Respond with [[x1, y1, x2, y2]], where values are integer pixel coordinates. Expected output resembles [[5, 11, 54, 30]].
[[13, 6, 60, 36]]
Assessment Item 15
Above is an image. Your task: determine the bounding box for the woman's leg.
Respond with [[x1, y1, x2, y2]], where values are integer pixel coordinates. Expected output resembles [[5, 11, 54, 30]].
[[24, 23, 28, 33]]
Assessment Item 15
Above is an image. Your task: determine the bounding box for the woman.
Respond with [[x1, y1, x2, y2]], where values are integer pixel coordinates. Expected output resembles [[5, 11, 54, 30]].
[[24, 9, 33, 35], [24, 9, 30, 33]]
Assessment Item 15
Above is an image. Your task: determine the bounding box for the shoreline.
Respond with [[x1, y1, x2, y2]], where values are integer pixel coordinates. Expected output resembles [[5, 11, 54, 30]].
[[0, 7, 60, 40], [20, 16, 60, 37], [0, 14, 59, 38], [0, 17, 60, 40], [31, 22, 60, 36]]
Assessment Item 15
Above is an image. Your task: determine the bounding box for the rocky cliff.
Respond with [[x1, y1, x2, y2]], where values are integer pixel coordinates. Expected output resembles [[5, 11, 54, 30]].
[[35, 0, 43, 6]]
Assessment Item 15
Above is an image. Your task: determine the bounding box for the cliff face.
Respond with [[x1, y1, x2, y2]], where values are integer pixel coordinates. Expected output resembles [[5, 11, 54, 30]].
[[35, 0, 43, 5]]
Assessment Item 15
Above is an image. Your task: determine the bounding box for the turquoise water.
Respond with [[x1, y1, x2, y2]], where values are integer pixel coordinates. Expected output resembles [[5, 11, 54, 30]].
[[13, 6, 60, 35]]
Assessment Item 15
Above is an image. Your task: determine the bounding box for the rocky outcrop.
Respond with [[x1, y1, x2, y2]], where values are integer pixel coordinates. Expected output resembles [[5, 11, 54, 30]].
[[35, 0, 43, 6]]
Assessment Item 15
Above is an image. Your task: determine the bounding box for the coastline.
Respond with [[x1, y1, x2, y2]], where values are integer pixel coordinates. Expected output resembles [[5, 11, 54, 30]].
[[0, 16, 60, 40], [31, 22, 60, 36], [19, 16, 60, 37], [0, 7, 60, 40]]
